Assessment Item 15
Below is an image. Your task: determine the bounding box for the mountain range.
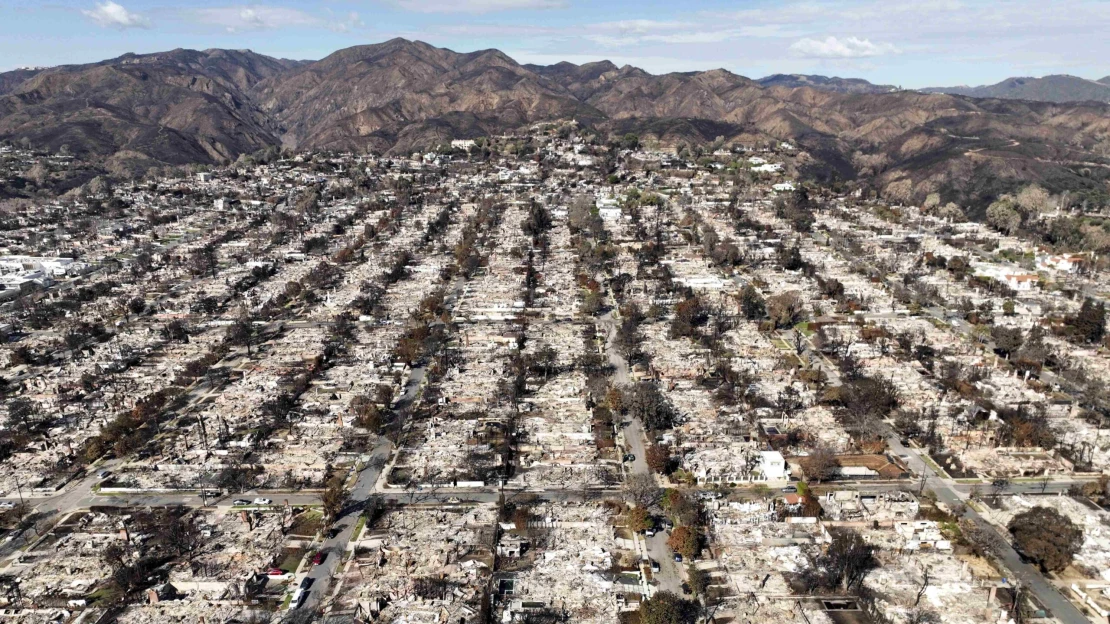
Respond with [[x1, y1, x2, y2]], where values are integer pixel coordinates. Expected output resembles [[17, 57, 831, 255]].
[[756, 74, 900, 94], [922, 74, 1110, 104], [2, 39, 1108, 210]]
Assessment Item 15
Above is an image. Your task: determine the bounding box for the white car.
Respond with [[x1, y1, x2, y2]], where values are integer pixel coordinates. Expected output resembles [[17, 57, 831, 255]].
[[0, 501, 15, 510], [253, 498, 272, 505]]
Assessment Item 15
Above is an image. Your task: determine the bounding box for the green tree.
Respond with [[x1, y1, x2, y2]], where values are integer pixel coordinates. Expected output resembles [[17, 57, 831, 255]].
[[1008, 506, 1081, 572], [938, 202, 965, 222], [991, 325, 1024, 358], [225, 314, 255, 355], [6, 398, 37, 432], [638, 590, 699, 624], [686, 564, 710, 597], [739, 283, 766, 320], [1015, 184, 1052, 215], [624, 382, 676, 431], [1074, 298, 1106, 344], [986, 200, 1021, 234], [620, 133, 641, 150], [322, 473, 349, 525]]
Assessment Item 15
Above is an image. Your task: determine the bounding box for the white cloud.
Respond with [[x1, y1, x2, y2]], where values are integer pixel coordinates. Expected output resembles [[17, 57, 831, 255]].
[[644, 30, 740, 44], [584, 35, 640, 48], [589, 19, 695, 34], [391, 0, 565, 14], [436, 24, 558, 37], [789, 36, 897, 58], [586, 31, 739, 47], [193, 5, 320, 32], [82, 1, 149, 29], [327, 11, 365, 33], [579, 18, 792, 48]]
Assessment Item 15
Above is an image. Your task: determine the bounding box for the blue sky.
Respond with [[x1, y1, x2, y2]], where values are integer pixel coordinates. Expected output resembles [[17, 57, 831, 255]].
[[2, 0, 1108, 88]]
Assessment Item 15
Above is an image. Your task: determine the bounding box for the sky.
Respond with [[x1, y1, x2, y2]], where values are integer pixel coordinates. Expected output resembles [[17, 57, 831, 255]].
[[1, 0, 1108, 88]]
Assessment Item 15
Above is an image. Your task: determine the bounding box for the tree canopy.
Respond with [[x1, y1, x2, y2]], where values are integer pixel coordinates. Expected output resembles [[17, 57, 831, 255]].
[[638, 590, 699, 624], [1008, 506, 1082, 572]]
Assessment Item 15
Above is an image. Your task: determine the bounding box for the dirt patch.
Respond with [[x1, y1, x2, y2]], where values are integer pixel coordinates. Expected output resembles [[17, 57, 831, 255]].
[[837, 454, 908, 479], [931, 452, 977, 479], [958, 554, 1000, 579]]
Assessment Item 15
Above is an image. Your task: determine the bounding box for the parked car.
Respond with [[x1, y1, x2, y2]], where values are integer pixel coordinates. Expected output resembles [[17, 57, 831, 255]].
[[623, 454, 636, 462], [253, 498, 272, 505], [97, 470, 111, 479], [312, 552, 325, 565], [266, 568, 284, 576], [232, 499, 251, 506], [673, 554, 683, 562], [781, 486, 798, 494], [446, 496, 461, 504], [291, 577, 312, 607], [0, 502, 15, 510], [644, 528, 656, 537]]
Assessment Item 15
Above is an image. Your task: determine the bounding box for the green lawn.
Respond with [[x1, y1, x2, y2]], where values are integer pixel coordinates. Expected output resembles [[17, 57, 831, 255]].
[[277, 547, 308, 573], [349, 513, 367, 543], [288, 510, 324, 537]]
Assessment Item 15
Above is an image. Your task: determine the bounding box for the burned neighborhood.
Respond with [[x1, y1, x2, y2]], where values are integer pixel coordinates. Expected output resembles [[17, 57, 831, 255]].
[[1, 119, 1110, 624]]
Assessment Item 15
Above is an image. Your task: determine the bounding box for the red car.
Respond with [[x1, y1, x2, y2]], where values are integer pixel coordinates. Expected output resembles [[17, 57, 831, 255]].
[[266, 568, 284, 576], [312, 552, 325, 566]]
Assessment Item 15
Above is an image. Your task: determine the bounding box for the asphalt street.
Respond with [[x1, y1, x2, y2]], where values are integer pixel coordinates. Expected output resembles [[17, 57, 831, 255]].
[[599, 307, 685, 595], [298, 364, 424, 612]]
